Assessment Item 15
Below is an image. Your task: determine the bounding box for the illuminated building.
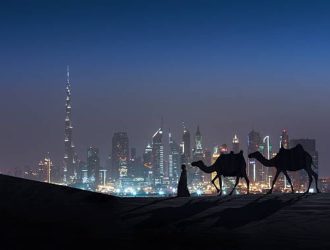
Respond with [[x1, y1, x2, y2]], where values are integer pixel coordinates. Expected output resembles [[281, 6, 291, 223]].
[[261, 136, 273, 186], [181, 124, 191, 164], [193, 126, 204, 183], [152, 127, 164, 185], [220, 144, 229, 153], [280, 129, 289, 149], [63, 66, 77, 184], [232, 134, 240, 153], [128, 148, 143, 179], [143, 143, 153, 185], [181, 124, 192, 182], [129, 147, 137, 178], [247, 130, 263, 183], [87, 146, 100, 186], [169, 130, 181, 185], [38, 153, 53, 183], [111, 132, 129, 181]]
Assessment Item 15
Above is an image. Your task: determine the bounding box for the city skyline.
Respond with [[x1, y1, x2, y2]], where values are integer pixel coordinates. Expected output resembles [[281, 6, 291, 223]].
[[0, 0, 329, 177]]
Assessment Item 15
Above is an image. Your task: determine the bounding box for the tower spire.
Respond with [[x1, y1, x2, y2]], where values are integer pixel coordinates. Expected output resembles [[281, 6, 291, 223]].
[[64, 66, 76, 183], [66, 65, 70, 85]]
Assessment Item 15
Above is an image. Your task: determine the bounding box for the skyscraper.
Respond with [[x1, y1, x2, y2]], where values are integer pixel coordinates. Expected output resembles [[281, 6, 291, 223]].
[[181, 124, 191, 164], [128, 147, 137, 178], [87, 146, 100, 186], [168, 130, 181, 185], [152, 127, 164, 185], [192, 126, 204, 183], [247, 130, 263, 182], [232, 134, 240, 153], [38, 153, 53, 183], [280, 129, 289, 149], [63, 66, 77, 184], [111, 132, 129, 181], [143, 143, 153, 184], [193, 126, 203, 160]]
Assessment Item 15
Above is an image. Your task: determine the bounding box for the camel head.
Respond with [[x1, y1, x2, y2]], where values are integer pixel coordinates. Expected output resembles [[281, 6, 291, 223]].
[[191, 160, 204, 168], [248, 151, 263, 159]]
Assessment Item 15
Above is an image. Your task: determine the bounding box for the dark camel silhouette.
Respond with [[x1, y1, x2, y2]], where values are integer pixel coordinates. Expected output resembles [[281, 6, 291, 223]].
[[191, 151, 249, 195], [248, 144, 320, 194], [177, 165, 190, 197]]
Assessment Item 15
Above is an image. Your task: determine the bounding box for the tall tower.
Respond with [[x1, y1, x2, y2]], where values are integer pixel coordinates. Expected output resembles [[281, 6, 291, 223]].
[[152, 127, 164, 185], [247, 130, 263, 183], [38, 153, 53, 183], [194, 126, 203, 155], [193, 126, 204, 183], [111, 132, 129, 181], [87, 146, 100, 186], [64, 66, 76, 184], [168, 130, 181, 185], [181, 124, 191, 164], [280, 129, 289, 149], [232, 134, 240, 153], [143, 143, 153, 185]]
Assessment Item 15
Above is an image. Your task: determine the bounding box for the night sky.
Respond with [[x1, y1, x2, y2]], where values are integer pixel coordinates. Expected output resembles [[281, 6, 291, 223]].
[[0, 0, 330, 176]]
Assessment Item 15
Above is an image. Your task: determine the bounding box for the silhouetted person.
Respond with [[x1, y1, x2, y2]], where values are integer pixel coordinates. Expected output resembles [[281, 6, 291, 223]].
[[177, 165, 190, 197]]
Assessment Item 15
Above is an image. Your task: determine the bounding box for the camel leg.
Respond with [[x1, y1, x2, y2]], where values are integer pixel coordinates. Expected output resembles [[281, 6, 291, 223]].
[[229, 176, 240, 195], [211, 175, 220, 194], [310, 169, 320, 193], [244, 172, 250, 194], [283, 170, 294, 193], [267, 169, 280, 194], [305, 169, 313, 194], [217, 175, 223, 196]]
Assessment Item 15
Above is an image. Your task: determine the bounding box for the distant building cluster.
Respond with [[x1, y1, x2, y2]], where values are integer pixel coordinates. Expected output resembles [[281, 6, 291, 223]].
[[9, 69, 323, 196]]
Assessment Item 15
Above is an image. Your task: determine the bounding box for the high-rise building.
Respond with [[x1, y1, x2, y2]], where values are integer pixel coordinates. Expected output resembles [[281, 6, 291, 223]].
[[247, 130, 263, 183], [152, 127, 164, 185], [63, 66, 77, 184], [143, 143, 153, 184], [193, 126, 203, 160], [111, 132, 129, 181], [38, 153, 53, 183], [232, 134, 240, 153], [290, 139, 319, 191], [128, 147, 136, 178], [260, 136, 273, 186], [220, 144, 229, 154], [128, 147, 143, 178], [87, 146, 100, 186], [192, 126, 204, 183], [168, 130, 181, 185], [181, 124, 191, 164], [280, 129, 289, 149]]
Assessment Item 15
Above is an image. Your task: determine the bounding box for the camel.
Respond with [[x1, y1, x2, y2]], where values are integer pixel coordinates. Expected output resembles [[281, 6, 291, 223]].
[[191, 151, 249, 195], [248, 144, 320, 194]]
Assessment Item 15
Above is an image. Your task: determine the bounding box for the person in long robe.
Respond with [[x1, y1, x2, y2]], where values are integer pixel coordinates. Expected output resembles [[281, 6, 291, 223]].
[[177, 164, 190, 197]]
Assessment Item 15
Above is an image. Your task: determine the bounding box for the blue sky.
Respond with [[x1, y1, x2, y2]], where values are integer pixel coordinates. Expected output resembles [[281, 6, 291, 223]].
[[0, 0, 330, 175]]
